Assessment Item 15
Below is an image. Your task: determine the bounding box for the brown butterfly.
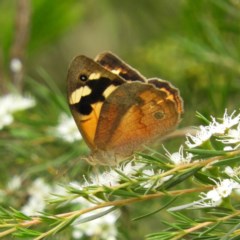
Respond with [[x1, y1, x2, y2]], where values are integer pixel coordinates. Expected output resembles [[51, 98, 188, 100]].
[[67, 52, 183, 165]]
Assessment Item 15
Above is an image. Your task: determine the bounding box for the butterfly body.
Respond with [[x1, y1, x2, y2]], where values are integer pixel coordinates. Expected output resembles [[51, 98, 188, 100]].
[[67, 52, 183, 165]]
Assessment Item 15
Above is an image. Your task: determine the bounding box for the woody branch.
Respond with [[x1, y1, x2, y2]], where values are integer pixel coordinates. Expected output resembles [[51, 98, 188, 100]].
[[10, 0, 31, 92]]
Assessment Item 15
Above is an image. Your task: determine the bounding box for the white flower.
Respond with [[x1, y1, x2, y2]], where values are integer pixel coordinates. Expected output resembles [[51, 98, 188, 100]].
[[10, 58, 23, 73], [221, 110, 240, 129], [88, 170, 120, 187], [208, 118, 226, 135], [185, 110, 240, 149], [30, 178, 120, 239], [7, 175, 22, 191], [205, 189, 222, 202], [164, 145, 193, 165], [195, 189, 223, 208], [19, 177, 119, 238], [215, 178, 239, 197], [21, 178, 51, 216], [142, 169, 155, 176], [217, 123, 240, 149], [116, 161, 145, 177], [69, 181, 84, 190], [209, 110, 240, 135], [55, 113, 82, 142], [140, 169, 172, 189], [194, 178, 240, 208], [0, 93, 36, 129], [223, 146, 234, 151], [225, 166, 235, 177], [225, 166, 240, 180], [0, 112, 13, 130], [1, 93, 36, 113], [185, 126, 213, 148]]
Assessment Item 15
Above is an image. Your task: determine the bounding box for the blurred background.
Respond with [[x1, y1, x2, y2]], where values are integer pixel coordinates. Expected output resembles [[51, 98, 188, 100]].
[[0, 0, 240, 239]]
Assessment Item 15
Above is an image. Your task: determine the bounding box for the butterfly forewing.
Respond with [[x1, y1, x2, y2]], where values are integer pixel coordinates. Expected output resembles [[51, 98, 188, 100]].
[[67, 55, 126, 149], [95, 52, 146, 82]]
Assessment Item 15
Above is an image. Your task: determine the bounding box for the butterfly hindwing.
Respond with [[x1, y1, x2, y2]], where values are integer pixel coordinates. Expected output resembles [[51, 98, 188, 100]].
[[148, 78, 183, 114], [94, 81, 182, 158]]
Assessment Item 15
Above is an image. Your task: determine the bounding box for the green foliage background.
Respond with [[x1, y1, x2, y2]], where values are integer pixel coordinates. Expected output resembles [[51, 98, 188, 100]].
[[0, 0, 240, 239]]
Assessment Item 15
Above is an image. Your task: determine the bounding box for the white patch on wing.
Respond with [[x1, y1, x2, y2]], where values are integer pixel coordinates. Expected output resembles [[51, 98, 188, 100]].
[[111, 69, 121, 75], [82, 86, 92, 96], [103, 85, 118, 98], [89, 72, 101, 80], [69, 86, 92, 104]]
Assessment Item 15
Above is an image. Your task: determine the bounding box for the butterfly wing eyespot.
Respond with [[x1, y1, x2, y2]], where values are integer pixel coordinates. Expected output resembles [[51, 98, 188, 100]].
[[154, 111, 165, 120], [79, 74, 88, 82]]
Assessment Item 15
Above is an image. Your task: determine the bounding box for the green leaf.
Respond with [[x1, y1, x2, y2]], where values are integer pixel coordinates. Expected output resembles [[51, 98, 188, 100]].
[[111, 189, 141, 197], [132, 197, 178, 221], [10, 208, 31, 220], [0, 207, 12, 219], [187, 148, 226, 157], [196, 111, 211, 124], [51, 215, 79, 235], [213, 155, 240, 166], [194, 172, 218, 185], [74, 206, 118, 224], [161, 167, 202, 190], [40, 215, 59, 225], [14, 227, 41, 238], [137, 152, 169, 165], [114, 168, 134, 182], [199, 222, 221, 237]]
